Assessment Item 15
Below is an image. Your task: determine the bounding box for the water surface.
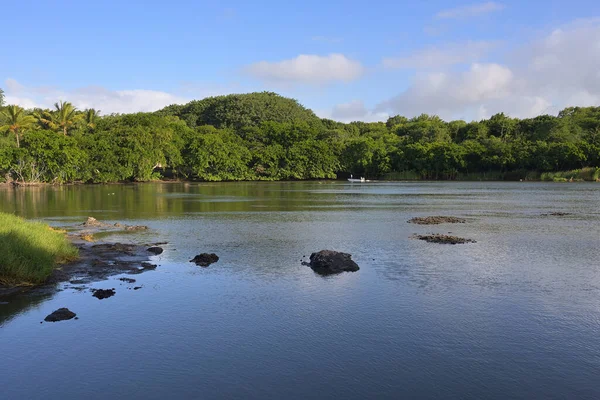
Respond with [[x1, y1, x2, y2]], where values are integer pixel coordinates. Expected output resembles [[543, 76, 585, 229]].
[[1, 181, 599, 399]]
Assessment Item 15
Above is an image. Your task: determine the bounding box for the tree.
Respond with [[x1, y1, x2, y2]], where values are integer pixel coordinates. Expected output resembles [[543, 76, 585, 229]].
[[0, 105, 36, 147], [83, 108, 100, 131], [52, 101, 83, 136], [0, 87, 4, 107]]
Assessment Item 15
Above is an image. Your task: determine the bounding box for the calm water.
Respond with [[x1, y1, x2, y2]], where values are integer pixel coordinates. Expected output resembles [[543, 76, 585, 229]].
[[1, 181, 600, 399]]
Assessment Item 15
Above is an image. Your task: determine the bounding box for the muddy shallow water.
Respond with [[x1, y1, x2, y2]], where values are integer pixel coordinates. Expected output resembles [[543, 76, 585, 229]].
[[1, 181, 600, 399]]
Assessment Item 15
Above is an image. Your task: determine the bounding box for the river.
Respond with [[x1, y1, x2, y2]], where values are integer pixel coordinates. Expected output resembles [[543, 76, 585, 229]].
[[1, 181, 599, 399]]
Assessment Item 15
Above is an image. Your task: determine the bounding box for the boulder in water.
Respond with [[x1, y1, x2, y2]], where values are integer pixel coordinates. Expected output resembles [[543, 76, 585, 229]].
[[44, 308, 77, 322], [190, 253, 219, 267], [147, 246, 163, 255], [308, 250, 360, 275]]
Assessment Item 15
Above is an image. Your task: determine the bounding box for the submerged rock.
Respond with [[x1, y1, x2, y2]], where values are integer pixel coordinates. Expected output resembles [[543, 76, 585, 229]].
[[408, 216, 466, 225], [541, 212, 572, 217], [190, 253, 219, 267], [118, 277, 136, 283], [147, 246, 163, 255], [81, 217, 147, 231], [44, 308, 77, 322], [125, 225, 148, 231], [308, 250, 360, 275], [82, 217, 108, 227], [414, 234, 476, 244], [141, 262, 157, 270], [91, 288, 116, 300]]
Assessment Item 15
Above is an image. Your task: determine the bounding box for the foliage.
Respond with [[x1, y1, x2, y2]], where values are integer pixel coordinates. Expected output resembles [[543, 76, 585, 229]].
[[0, 212, 78, 285], [0, 105, 37, 148], [0, 92, 600, 183], [157, 92, 322, 130]]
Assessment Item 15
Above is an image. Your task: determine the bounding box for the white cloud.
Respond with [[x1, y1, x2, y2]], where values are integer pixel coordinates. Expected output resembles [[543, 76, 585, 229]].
[[377, 19, 600, 120], [383, 40, 499, 69], [435, 2, 505, 19], [245, 54, 364, 85], [1, 80, 230, 114], [319, 100, 388, 123]]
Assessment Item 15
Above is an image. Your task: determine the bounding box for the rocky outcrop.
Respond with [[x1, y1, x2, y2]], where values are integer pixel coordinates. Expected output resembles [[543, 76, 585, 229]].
[[413, 234, 476, 244], [81, 217, 148, 231], [408, 216, 466, 225], [147, 246, 163, 255], [308, 250, 360, 275], [91, 288, 116, 299], [44, 308, 77, 322], [540, 212, 572, 216], [190, 253, 219, 267]]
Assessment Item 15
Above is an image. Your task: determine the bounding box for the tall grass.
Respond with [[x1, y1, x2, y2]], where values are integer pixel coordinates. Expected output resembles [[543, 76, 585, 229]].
[[0, 213, 78, 285], [540, 167, 600, 182]]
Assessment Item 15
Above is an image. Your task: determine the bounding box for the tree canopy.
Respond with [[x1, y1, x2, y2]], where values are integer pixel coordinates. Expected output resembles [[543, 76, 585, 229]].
[[0, 91, 599, 184]]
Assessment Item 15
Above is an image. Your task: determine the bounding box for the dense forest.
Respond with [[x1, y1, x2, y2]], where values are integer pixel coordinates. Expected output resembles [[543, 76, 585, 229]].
[[0, 89, 599, 183]]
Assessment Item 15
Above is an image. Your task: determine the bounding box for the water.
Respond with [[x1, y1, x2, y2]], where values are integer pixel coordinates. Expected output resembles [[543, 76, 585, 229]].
[[1, 181, 600, 399]]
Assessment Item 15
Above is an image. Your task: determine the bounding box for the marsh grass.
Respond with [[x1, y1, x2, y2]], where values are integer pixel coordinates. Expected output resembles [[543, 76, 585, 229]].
[[540, 168, 600, 182], [0, 213, 78, 285]]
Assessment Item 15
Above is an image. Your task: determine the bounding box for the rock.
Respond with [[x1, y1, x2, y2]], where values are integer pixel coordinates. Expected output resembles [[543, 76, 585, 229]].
[[118, 277, 136, 283], [44, 308, 77, 322], [125, 225, 148, 231], [147, 246, 163, 255], [408, 216, 466, 225], [91, 288, 116, 299], [308, 250, 360, 275], [541, 212, 572, 216], [190, 253, 219, 267], [413, 234, 476, 244], [82, 217, 108, 227], [141, 262, 157, 270], [133, 286, 142, 290]]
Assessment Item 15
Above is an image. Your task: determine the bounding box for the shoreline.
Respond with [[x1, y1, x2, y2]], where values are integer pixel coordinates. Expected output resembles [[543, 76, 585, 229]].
[[0, 219, 162, 300]]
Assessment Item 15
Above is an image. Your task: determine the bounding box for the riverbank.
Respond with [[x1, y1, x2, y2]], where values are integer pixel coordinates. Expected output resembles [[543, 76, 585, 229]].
[[382, 167, 600, 182], [2, 167, 600, 187], [0, 212, 78, 286], [0, 214, 161, 298]]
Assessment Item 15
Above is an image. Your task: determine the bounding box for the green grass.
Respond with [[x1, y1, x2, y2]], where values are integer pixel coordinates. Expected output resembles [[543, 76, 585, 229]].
[[540, 167, 600, 182], [0, 213, 78, 286]]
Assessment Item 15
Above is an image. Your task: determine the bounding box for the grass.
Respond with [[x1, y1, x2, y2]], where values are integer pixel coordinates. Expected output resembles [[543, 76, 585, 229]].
[[540, 167, 600, 182], [0, 213, 78, 286]]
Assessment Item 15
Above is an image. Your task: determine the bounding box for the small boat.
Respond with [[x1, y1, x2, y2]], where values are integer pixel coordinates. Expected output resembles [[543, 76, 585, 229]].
[[348, 174, 366, 183]]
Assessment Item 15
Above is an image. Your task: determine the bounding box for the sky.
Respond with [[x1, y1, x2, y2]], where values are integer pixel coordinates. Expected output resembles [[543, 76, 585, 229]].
[[2, 0, 600, 122]]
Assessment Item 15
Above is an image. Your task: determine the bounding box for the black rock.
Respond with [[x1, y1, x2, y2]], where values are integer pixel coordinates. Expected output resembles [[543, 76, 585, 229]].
[[91, 288, 116, 299], [44, 308, 77, 322], [190, 253, 219, 267], [141, 262, 157, 270], [119, 277, 136, 283], [308, 250, 360, 275], [147, 246, 163, 255]]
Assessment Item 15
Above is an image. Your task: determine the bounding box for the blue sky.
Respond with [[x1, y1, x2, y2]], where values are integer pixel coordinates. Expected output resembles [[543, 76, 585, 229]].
[[2, 0, 600, 121]]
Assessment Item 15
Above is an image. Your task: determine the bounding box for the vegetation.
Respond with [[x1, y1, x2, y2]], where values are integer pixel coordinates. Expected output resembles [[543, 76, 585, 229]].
[[0, 212, 78, 285], [0, 89, 599, 183]]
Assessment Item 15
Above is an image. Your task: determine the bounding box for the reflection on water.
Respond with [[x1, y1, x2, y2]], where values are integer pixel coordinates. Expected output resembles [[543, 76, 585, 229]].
[[1, 181, 600, 399]]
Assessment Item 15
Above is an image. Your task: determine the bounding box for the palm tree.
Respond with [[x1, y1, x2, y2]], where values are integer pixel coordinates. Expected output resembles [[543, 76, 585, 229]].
[[83, 108, 100, 131], [53, 101, 82, 136], [0, 105, 36, 147]]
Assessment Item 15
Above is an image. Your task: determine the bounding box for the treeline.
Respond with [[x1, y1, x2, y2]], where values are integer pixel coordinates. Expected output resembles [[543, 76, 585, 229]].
[[0, 90, 599, 183]]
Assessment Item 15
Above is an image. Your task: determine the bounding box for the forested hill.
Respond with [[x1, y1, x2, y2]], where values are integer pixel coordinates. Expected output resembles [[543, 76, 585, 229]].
[[0, 90, 599, 184]]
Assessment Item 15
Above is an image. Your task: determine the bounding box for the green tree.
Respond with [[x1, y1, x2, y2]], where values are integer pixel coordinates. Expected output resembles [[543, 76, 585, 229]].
[[0, 105, 36, 148], [83, 108, 100, 131], [52, 101, 83, 136]]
